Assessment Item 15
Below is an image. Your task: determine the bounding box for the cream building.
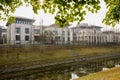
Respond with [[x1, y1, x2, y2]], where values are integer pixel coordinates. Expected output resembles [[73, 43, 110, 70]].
[[6, 17, 120, 45], [70, 23, 120, 45], [6, 17, 43, 45], [44, 24, 73, 45], [0, 26, 7, 44], [102, 31, 120, 44], [70, 24, 103, 45]]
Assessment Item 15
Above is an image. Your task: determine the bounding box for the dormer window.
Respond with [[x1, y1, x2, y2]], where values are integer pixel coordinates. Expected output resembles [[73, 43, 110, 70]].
[[25, 28, 29, 34], [16, 28, 20, 33], [19, 21, 21, 24]]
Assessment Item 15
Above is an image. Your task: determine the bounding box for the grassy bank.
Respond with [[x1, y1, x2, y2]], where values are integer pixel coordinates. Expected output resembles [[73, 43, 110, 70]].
[[0, 45, 120, 66], [72, 46, 120, 56], [78, 67, 120, 80], [0, 48, 72, 66]]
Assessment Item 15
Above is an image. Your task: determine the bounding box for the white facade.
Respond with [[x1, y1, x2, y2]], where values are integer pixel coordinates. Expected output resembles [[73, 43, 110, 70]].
[[71, 25, 103, 45], [7, 17, 38, 45], [44, 24, 73, 44], [71, 24, 120, 45], [0, 26, 7, 44], [102, 31, 120, 44], [6, 17, 120, 45], [77, 28, 102, 45]]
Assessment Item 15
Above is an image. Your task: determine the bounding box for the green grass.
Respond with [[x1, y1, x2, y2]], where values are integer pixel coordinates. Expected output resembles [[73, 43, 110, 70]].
[[0, 49, 72, 66], [72, 46, 120, 56], [78, 67, 120, 80], [0, 46, 120, 66]]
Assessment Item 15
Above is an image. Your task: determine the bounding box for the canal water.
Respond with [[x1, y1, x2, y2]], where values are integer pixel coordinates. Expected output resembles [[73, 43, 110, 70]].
[[7, 57, 120, 80]]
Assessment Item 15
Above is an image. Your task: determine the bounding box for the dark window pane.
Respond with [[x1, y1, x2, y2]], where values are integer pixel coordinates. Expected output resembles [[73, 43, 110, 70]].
[[34, 29, 40, 34], [25, 28, 29, 34], [16, 35, 20, 41], [34, 36, 39, 41], [25, 36, 29, 41], [16, 28, 20, 33]]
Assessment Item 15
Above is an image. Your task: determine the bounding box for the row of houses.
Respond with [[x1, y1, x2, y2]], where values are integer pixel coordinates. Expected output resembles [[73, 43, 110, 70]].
[[0, 17, 120, 45]]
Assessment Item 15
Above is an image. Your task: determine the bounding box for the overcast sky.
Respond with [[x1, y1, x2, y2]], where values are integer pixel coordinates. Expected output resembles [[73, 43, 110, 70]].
[[13, 0, 107, 26], [0, 0, 119, 30]]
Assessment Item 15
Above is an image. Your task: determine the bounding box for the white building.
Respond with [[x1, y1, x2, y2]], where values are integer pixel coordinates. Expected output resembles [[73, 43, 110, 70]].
[[102, 31, 115, 44], [0, 26, 7, 44], [70, 24, 103, 45], [5, 17, 120, 45], [6, 17, 43, 45], [44, 24, 73, 45], [102, 31, 120, 44], [70, 23, 120, 45]]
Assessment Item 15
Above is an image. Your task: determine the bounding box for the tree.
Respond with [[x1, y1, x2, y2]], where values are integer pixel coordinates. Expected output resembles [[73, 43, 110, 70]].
[[44, 30, 54, 44], [0, 0, 40, 21], [0, 0, 120, 27], [102, 0, 120, 27]]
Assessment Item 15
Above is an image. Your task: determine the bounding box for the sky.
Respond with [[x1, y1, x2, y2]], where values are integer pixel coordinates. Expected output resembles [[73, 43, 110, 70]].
[[14, 0, 107, 26], [13, 0, 107, 26], [0, 0, 119, 30]]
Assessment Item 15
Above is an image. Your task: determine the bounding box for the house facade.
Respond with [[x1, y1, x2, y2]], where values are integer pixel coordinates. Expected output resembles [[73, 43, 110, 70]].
[[0, 26, 7, 44], [71, 24, 120, 45], [44, 24, 73, 45], [7, 17, 43, 45], [5, 17, 120, 45], [70, 24, 103, 45]]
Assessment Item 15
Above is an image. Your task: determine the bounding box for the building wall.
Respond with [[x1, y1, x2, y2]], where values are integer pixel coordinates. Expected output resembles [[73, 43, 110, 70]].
[[7, 23, 31, 44], [0, 26, 7, 44], [6, 18, 120, 45], [7, 17, 35, 45], [44, 25, 73, 45]]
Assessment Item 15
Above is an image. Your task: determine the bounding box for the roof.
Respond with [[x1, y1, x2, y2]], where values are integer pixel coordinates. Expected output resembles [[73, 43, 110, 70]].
[[49, 24, 60, 28], [6, 16, 35, 26], [71, 24, 102, 29], [16, 16, 35, 21], [49, 24, 70, 28], [102, 31, 115, 33], [90, 25, 102, 28]]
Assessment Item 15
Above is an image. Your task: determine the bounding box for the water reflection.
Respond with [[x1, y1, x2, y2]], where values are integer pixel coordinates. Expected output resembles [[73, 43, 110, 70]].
[[70, 73, 79, 80], [3, 58, 120, 80]]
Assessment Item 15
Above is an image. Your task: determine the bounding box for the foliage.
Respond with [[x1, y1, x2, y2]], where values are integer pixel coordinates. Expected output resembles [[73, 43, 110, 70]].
[[103, 0, 120, 27], [42, 0, 101, 27], [44, 30, 54, 41], [0, 0, 120, 27], [0, 0, 40, 22]]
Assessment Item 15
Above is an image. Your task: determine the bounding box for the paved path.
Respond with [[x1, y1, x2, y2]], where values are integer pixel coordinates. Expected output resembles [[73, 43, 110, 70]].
[[67, 49, 85, 61]]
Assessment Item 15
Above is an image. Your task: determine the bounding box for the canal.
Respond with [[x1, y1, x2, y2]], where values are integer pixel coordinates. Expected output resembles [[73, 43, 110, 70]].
[[1, 53, 120, 80]]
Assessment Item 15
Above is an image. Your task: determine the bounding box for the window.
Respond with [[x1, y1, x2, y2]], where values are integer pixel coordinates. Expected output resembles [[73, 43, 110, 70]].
[[63, 37, 65, 41], [55, 37, 60, 41], [25, 36, 29, 41], [34, 29, 40, 34], [27, 22, 30, 24], [19, 21, 21, 24], [25, 28, 29, 34], [16, 20, 18, 23], [16, 28, 20, 33], [68, 37, 70, 41], [21, 21, 23, 24], [34, 36, 39, 41], [25, 21, 27, 24], [24, 21, 26, 24], [68, 31, 70, 35], [62, 31, 65, 35], [53, 30, 57, 35], [16, 35, 20, 41], [2, 29, 7, 32]]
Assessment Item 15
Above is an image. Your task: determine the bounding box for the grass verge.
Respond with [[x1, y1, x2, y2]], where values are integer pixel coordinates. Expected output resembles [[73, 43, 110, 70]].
[[78, 67, 120, 80]]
